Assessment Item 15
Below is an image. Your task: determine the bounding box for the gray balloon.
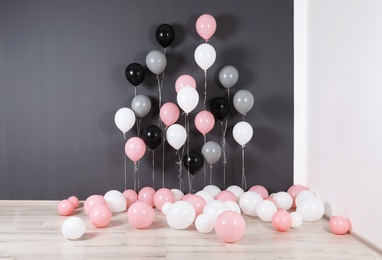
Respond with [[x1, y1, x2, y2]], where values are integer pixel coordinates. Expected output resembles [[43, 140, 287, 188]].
[[233, 90, 254, 115], [201, 141, 222, 165], [131, 94, 152, 118], [145, 50, 167, 75], [219, 65, 239, 89]]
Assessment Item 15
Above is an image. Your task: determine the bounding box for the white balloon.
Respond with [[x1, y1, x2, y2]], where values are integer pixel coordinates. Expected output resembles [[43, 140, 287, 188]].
[[171, 188, 184, 201], [203, 200, 228, 221], [195, 190, 214, 203], [226, 185, 245, 200], [295, 190, 316, 206], [114, 107, 135, 134], [104, 190, 126, 213], [166, 201, 195, 229], [273, 191, 293, 210], [290, 212, 303, 228], [176, 86, 199, 114], [296, 197, 325, 222], [256, 200, 277, 222], [166, 124, 187, 150], [239, 191, 263, 217], [233, 121, 253, 146], [195, 214, 215, 234], [162, 202, 173, 215], [61, 217, 85, 240], [224, 201, 241, 214], [194, 43, 216, 71], [203, 185, 221, 198]]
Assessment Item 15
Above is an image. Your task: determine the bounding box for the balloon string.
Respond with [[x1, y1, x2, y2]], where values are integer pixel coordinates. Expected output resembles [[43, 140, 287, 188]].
[[136, 118, 141, 137], [152, 150, 155, 189], [202, 133, 206, 187], [134, 87, 137, 98], [189, 175, 195, 194], [176, 150, 184, 191], [209, 165, 213, 185], [133, 161, 138, 192], [221, 121, 227, 189], [203, 70, 207, 110], [156, 75, 163, 126], [123, 134, 127, 191], [242, 145, 247, 191], [162, 127, 167, 188]]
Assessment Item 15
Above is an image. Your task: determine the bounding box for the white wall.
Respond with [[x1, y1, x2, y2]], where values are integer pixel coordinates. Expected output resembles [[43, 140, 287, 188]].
[[294, 0, 382, 251]]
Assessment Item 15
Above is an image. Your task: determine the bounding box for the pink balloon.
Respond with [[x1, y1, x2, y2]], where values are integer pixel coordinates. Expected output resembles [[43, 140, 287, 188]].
[[125, 137, 146, 162], [329, 215, 351, 235], [272, 209, 292, 232], [84, 195, 107, 215], [181, 193, 193, 201], [184, 194, 206, 218], [160, 102, 180, 127], [123, 189, 138, 208], [216, 190, 237, 202], [67, 196, 80, 208], [57, 199, 74, 216], [154, 188, 175, 211], [89, 205, 112, 228], [215, 211, 246, 243], [196, 14, 217, 41], [248, 185, 269, 199], [287, 184, 309, 208], [175, 75, 196, 93], [138, 187, 156, 207], [195, 110, 215, 135], [127, 201, 155, 229]]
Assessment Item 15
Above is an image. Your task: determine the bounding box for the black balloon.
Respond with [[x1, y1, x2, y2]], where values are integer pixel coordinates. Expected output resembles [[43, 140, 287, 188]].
[[125, 63, 145, 86], [142, 125, 163, 150], [183, 151, 204, 176], [155, 24, 175, 48], [210, 97, 229, 120]]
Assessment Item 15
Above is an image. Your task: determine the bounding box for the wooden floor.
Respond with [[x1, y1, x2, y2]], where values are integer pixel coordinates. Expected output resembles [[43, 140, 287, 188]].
[[0, 201, 381, 260]]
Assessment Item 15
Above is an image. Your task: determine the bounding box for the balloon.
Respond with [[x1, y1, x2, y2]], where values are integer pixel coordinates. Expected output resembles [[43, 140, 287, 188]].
[[57, 199, 74, 216], [125, 63, 145, 86], [114, 107, 135, 134], [248, 185, 269, 199], [239, 191, 263, 217], [273, 191, 293, 211], [329, 215, 351, 235], [195, 110, 215, 136], [195, 190, 214, 203], [195, 14, 217, 41], [125, 137, 146, 162], [287, 184, 309, 208], [175, 74, 196, 93], [122, 189, 138, 208], [226, 185, 244, 200], [177, 86, 199, 114], [233, 121, 253, 146], [295, 190, 316, 206], [166, 124, 187, 150], [215, 211, 246, 243], [203, 185, 221, 198], [233, 90, 254, 115], [84, 195, 107, 215], [256, 200, 277, 222], [156, 23, 175, 48], [89, 205, 112, 228], [131, 94, 151, 118], [224, 201, 241, 214], [201, 141, 222, 166], [184, 194, 206, 218], [272, 209, 292, 232], [142, 125, 162, 150], [127, 201, 155, 229], [296, 197, 325, 222], [210, 97, 229, 121], [183, 151, 204, 175], [154, 188, 175, 211], [162, 202, 173, 215], [194, 43, 216, 71], [171, 188, 184, 201], [195, 214, 214, 234], [160, 102, 180, 126], [203, 200, 228, 221], [216, 190, 237, 202], [104, 190, 126, 213], [138, 187, 156, 208], [166, 201, 196, 229], [219, 65, 239, 89], [67, 196, 79, 208], [61, 217, 85, 240], [146, 50, 167, 75], [290, 212, 303, 229]]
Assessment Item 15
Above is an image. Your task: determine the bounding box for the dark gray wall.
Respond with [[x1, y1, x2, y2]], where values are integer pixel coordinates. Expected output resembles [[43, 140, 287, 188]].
[[0, 0, 294, 200]]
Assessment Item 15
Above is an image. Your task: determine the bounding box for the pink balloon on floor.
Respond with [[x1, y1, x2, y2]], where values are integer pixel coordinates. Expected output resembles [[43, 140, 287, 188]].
[[123, 189, 138, 208], [215, 211, 246, 243], [84, 195, 107, 215], [125, 137, 146, 162], [160, 102, 180, 127], [195, 110, 215, 135], [127, 201, 155, 229], [57, 199, 74, 216], [89, 205, 112, 228], [154, 188, 175, 211], [329, 215, 351, 235], [138, 187, 156, 207], [184, 194, 207, 218], [248, 185, 269, 199], [287, 184, 309, 208], [175, 74, 196, 93], [216, 190, 237, 202], [272, 209, 292, 232], [67, 196, 80, 208]]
